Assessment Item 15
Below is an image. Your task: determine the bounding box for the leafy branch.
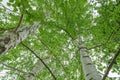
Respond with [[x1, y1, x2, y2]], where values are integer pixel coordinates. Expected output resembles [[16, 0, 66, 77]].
[[0, 3, 19, 14], [14, 14, 24, 32], [0, 27, 15, 31], [102, 48, 120, 80], [0, 62, 34, 76], [34, 34, 68, 78], [21, 42, 57, 80], [86, 29, 115, 50]]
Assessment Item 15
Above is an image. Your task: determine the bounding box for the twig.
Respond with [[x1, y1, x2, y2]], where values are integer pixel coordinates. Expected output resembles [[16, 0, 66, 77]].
[[0, 62, 34, 76], [21, 43, 57, 80], [14, 14, 24, 32], [0, 27, 15, 31], [34, 34, 68, 74], [45, 22, 74, 40], [102, 48, 120, 80], [87, 30, 115, 50], [57, 26, 74, 40], [0, 3, 19, 15], [0, 3, 13, 12]]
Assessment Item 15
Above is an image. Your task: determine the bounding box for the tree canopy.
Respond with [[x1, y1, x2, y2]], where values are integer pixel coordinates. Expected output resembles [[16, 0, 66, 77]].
[[0, 0, 120, 80]]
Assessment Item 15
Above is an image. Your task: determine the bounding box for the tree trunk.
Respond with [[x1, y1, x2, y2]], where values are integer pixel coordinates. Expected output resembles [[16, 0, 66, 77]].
[[24, 57, 50, 80], [77, 37, 102, 80], [0, 22, 39, 55]]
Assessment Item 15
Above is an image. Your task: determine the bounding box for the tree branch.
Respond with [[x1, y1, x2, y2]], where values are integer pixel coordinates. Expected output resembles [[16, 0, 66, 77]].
[[0, 27, 15, 31], [14, 14, 24, 32], [87, 29, 115, 50], [34, 34, 68, 77], [0, 3, 19, 15], [21, 43, 57, 80], [0, 62, 34, 76], [102, 48, 120, 80]]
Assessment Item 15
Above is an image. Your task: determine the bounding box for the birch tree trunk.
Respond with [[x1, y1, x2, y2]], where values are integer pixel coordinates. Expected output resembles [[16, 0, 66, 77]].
[[25, 57, 50, 80], [0, 22, 39, 55], [77, 37, 102, 80]]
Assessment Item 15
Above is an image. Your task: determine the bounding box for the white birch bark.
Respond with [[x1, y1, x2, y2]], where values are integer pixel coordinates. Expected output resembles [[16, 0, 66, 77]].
[[76, 37, 102, 80], [25, 57, 50, 80], [0, 22, 39, 55]]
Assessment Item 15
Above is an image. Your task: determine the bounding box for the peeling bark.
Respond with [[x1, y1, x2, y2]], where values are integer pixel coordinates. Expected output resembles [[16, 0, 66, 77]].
[[0, 22, 39, 55]]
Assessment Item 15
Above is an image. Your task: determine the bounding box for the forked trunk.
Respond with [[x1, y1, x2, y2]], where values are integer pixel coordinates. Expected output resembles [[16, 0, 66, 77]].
[[0, 22, 39, 55]]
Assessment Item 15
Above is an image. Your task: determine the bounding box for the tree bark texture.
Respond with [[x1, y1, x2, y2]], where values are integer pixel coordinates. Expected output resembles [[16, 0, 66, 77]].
[[80, 49, 102, 80], [76, 37, 102, 80], [0, 22, 39, 55], [25, 57, 50, 80], [80, 48, 102, 80]]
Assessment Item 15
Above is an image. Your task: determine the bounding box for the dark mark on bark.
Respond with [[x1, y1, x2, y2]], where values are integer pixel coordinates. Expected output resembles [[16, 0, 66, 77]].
[[86, 73, 90, 76], [0, 39, 4, 42], [86, 63, 92, 65], [83, 55, 89, 57], [0, 46, 5, 54], [4, 37, 10, 44], [89, 78, 94, 80]]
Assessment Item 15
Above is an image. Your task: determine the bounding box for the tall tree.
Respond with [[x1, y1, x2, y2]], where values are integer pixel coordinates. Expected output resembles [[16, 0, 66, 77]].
[[0, 0, 120, 80], [78, 37, 102, 80]]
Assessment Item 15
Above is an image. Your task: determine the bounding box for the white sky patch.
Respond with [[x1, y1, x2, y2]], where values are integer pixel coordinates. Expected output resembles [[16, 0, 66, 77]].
[[31, 6, 36, 10], [60, 71, 64, 76], [0, 70, 9, 77], [108, 71, 120, 77], [1, 0, 13, 11], [60, 30, 65, 34], [67, 38, 71, 42], [63, 60, 69, 65], [101, 62, 107, 67], [69, 53, 73, 59], [68, 45, 72, 49], [96, 3, 101, 7], [92, 10, 99, 18]]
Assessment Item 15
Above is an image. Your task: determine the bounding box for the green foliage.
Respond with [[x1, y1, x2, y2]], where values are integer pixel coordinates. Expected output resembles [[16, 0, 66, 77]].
[[0, 0, 120, 80]]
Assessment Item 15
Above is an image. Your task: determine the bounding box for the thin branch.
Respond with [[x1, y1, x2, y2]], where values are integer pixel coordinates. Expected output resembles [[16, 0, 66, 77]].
[[102, 48, 120, 80], [57, 26, 74, 40], [87, 30, 115, 50], [0, 27, 15, 31], [89, 26, 120, 51], [34, 34, 50, 50], [99, 72, 115, 80], [24, 57, 50, 80], [0, 3, 13, 12], [0, 3, 19, 15], [35, 34, 71, 79], [14, 14, 24, 32], [34, 34, 68, 74], [21, 43, 57, 80], [0, 62, 34, 76], [46, 22, 74, 40]]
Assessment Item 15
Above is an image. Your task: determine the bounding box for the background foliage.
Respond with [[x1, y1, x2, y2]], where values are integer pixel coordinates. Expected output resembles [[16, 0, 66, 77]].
[[0, 0, 120, 80]]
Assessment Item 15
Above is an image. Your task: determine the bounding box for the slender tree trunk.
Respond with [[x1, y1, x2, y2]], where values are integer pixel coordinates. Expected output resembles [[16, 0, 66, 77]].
[[25, 57, 50, 80], [77, 37, 102, 80], [0, 22, 39, 55]]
